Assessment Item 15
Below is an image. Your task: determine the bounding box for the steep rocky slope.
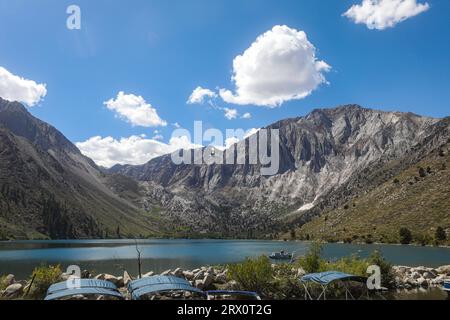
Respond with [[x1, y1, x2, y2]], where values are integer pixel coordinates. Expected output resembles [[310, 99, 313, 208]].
[[0, 98, 170, 239], [294, 117, 450, 244], [113, 105, 442, 238]]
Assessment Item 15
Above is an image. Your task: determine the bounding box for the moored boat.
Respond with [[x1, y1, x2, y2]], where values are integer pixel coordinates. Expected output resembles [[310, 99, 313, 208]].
[[269, 250, 293, 260]]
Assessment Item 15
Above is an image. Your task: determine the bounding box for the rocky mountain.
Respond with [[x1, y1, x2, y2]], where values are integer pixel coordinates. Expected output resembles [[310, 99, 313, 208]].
[[2, 99, 447, 241], [0, 98, 170, 240], [112, 104, 448, 239], [294, 116, 450, 244]]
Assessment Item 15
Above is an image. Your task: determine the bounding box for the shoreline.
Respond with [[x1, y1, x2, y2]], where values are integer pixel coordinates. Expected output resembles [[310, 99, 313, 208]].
[[1, 238, 449, 249], [1, 263, 449, 300]]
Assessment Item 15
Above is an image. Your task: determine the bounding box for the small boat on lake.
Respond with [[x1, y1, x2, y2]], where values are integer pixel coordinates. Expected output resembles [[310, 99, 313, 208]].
[[269, 250, 293, 260]]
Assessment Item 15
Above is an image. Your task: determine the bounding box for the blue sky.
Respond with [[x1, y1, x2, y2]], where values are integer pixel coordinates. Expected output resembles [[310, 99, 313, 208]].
[[0, 0, 449, 166]]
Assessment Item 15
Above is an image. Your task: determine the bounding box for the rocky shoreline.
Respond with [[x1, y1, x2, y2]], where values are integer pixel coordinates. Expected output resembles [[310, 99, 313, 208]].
[[392, 265, 450, 289], [1, 264, 449, 300]]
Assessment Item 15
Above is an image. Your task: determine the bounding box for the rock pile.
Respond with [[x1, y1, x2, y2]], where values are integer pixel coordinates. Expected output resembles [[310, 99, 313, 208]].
[[393, 265, 450, 289]]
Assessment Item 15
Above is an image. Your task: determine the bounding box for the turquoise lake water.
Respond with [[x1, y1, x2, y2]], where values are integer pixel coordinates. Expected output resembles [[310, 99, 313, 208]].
[[0, 239, 449, 279]]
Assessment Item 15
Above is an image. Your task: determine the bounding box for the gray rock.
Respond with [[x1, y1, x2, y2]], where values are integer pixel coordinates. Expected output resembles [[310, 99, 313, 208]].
[[436, 265, 450, 275], [161, 269, 172, 276], [194, 280, 204, 289], [203, 273, 214, 289], [123, 271, 132, 286], [183, 271, 195, 281], [3, 274, 15, 286], [422, 271, 436, 280], [193, 271, 204, 281], [215, 272, 227, 284], [97, 274, 122, 287], [411, 272, 421, 280], [173, 268, 183, 278], [143, 271, 154, 278], [417, 278, 429, 288], [2, 283, 23, 298]]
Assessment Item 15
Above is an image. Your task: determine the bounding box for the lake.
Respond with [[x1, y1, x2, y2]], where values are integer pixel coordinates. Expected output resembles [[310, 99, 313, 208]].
[[0, 239, 449, 279]]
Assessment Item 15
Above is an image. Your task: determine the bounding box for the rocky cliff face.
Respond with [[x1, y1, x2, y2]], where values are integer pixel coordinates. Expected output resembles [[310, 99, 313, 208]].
[[113, 105, 441, 237], [0, 98, 169, 239]]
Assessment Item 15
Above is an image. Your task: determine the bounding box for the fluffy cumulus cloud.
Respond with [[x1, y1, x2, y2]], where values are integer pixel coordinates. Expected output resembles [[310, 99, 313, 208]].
[[187, 86, 217, 104], [0, 66, 47, 106], [77, 128, 261, 167], [224, 108, 238, 120], [76, 135, 201, 168], [343, 0, 430, 30], [241, 112, 252, 119], [219, 25, 331, 108], [104, 91, 167, 127]]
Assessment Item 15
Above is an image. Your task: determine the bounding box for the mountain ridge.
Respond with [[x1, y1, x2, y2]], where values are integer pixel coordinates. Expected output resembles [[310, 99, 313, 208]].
[[0, 98, 171, 240], [1, 98, 448, 241]]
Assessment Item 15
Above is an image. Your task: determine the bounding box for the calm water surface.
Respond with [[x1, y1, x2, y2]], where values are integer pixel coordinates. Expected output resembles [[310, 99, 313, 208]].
[[1, 239, 449, 279]]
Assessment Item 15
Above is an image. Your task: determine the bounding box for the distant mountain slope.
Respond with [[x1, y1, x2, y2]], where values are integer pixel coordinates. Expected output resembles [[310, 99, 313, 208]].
[[294, 117, 450, 244], [113, 105, 442, 238], [0, 98, 170, 240]]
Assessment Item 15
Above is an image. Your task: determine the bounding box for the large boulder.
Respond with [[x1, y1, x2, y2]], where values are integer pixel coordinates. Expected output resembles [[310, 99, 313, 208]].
[[411, 272, 421, 280], [193, 271, 204, 281], [96, 274, 122, 287], [2, 283, 23, 299], [417, 278, 429, 288], [143, 271, 154, 278], [422, 271, 437, 280], [161, 269, 172, 276], [215, 272, 228, 284], [172, 268, 184, 278], [2, 274, 15, 287], [194, 280, 204, 290], [436, 265, 450, 275], [183, 271, 195, 281], [203, 273, 214, 289], [123, 271, 132, 286]]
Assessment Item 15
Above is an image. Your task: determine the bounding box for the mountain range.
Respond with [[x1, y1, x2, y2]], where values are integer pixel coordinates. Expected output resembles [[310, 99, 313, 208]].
[[0, 97, 448, 243]]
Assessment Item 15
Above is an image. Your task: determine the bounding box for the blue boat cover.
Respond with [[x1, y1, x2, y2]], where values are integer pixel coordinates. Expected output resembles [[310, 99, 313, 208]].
[[128, 275, 205, 300], [45, 288, 124, 301], [301, 271, 367, 286], [444, 281, 450, 291], [47, 279, 118, 295]]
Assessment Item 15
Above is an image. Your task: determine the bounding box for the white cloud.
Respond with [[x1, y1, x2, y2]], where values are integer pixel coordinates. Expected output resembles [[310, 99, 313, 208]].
[[152, 134, 164, 141], [219, 25, 330, 108], [104, 91, 167, 127], [76, 135, 200, 168], [343, 0, 429, 30], [187, 86, 217, 104], [0, 66, 47, 106], [224, 108, 238, 120], [241, 112, 252, 119], [78, 128, 261, 167]]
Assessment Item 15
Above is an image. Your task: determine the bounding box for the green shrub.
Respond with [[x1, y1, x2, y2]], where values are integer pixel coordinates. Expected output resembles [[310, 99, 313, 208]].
[[324, 255, 370, 277], [228, 256, 274, 297], [399, 228, 412, 245], [435, 227, 447, 241], [272, 264, 305, 300], [369, 250, 395, 288], [0, 275, 8, 291], [27, 265, 62, 299], [297, 242, 326, 273]]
